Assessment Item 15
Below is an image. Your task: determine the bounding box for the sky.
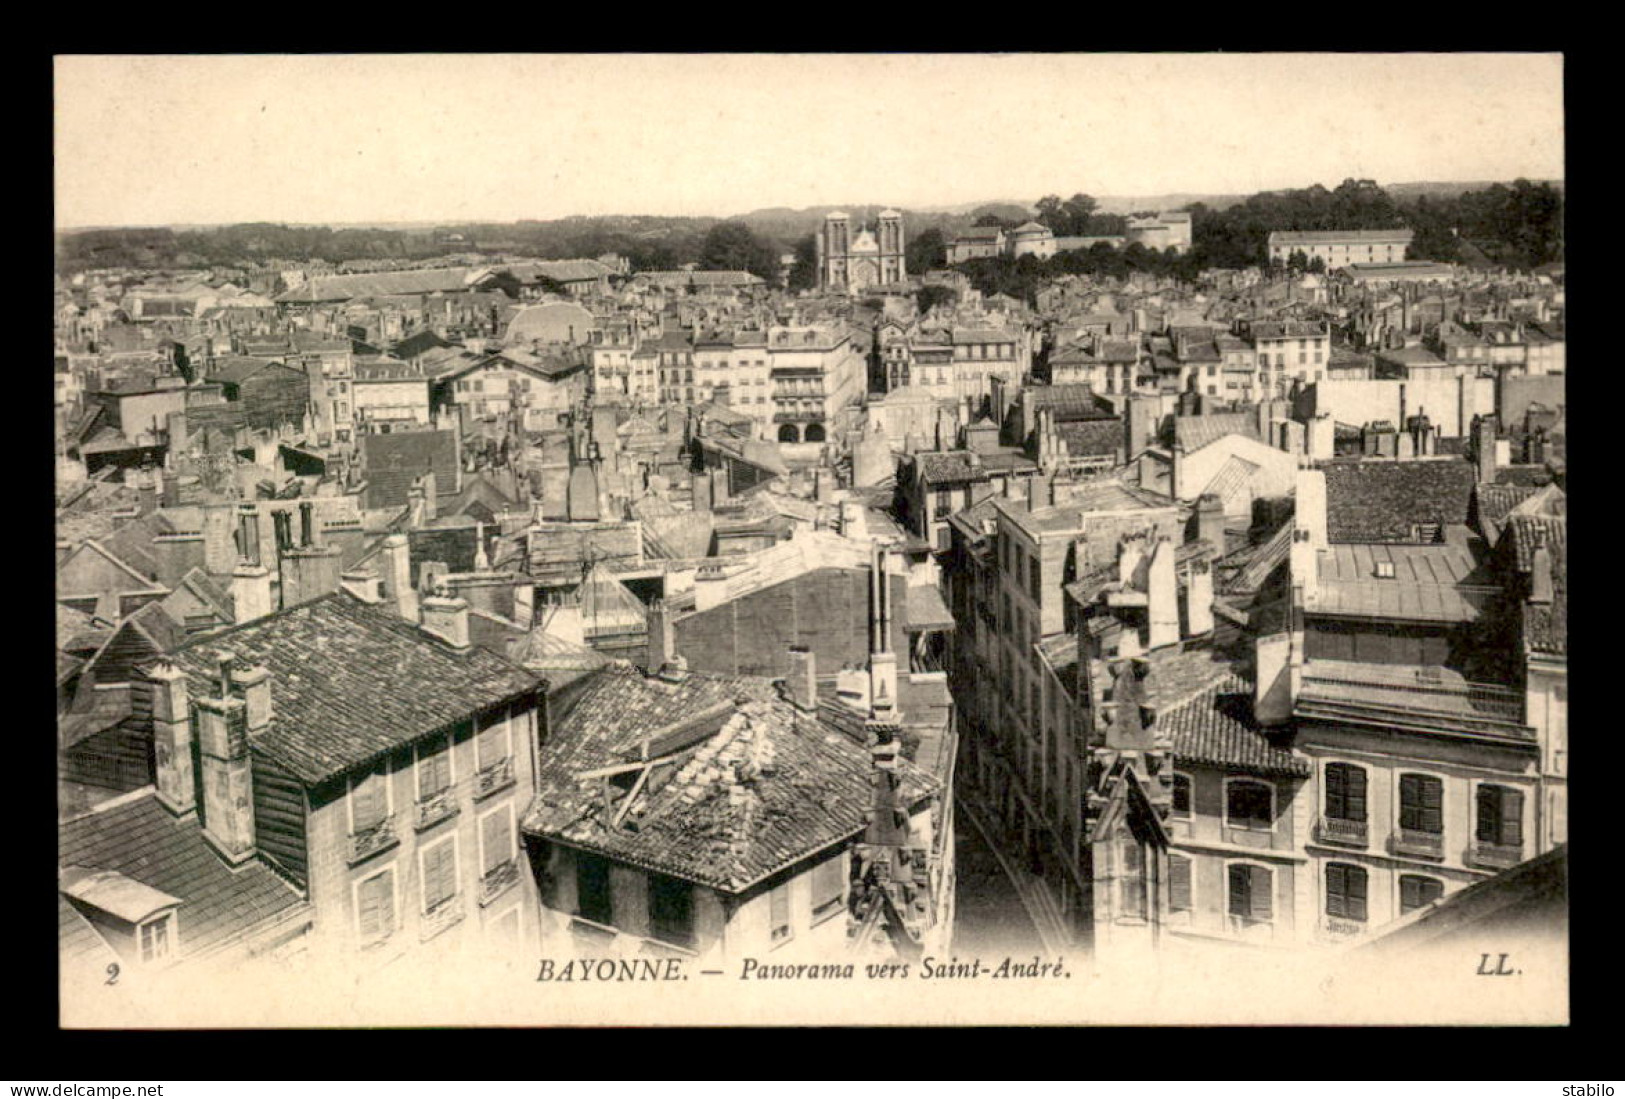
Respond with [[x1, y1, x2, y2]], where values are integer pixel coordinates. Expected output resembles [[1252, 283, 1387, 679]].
[[54, 53, 1564, 229]]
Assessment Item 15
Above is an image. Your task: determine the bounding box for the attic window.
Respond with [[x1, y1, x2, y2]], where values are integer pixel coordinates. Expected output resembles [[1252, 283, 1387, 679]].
[[1373, 561, 1396, 580]]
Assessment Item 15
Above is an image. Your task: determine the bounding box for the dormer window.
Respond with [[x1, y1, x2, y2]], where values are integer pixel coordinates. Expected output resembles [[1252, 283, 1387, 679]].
[[138, 912, 175, 964], [1373, 561, 1396, 579]]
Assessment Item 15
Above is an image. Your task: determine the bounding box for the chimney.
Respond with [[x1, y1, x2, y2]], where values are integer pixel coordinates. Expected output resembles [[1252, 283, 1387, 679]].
[[512, 580, 535, 630], [1146, 536, 1179, 651], [868, 545, 899, 720], [787, 645, 818, 712], [194, 651, 256, 864], [339, 568, 385, 603], [1184, 557, 1214, 637], [1474, 414, 1499, 483], [231, 561, 274, 624], [694, 564, 728, 612], [237, 506, 262, 567], [1252, 632, 1293, 729], [421, 595, 471, 649], [646, 598, 676, 673], [692, 468, 713, 513], [381, 533, 418, 622], [1529, 533, 1554, 605], [1194, 492, 1225, 552], [200, 504, 236, 575], [145, 661, 195, 816]]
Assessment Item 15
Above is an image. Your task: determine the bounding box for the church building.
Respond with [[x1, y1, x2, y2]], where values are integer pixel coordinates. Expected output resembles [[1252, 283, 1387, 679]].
[[817, 210, 906, 293]]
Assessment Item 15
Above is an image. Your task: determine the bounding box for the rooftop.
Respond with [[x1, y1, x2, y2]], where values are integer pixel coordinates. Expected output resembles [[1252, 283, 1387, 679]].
[[1321, 458, 1477, 544]]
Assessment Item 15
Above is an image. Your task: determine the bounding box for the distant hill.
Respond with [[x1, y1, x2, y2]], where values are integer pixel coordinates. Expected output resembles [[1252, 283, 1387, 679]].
[[1386, 179, 1565, 201]]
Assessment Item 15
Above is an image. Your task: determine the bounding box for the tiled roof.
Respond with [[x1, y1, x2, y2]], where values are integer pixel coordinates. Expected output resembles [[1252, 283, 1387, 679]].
[[361, 430, 459, 509], [1160, 673, 1311, 778], [523, 666, 938, 892], [1472, 483, 1539, 544], [916, 450, 989, 486], [58, 789, 308, 960], [172, 592, 542, 785], [1056, 420, 1125, 458], [1322, 458, 1477, 543], [1175, 413, 1261, 454], [275, 267, 477, 303], [1025, 384, 1115, 420], [1268, 229, 1414, 245]]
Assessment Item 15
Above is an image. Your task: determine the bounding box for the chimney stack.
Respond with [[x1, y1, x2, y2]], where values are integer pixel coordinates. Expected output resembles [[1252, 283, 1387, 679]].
[[194, 651, 257, 864], [646, 598, 676, 673], [787, 645, 818, 712], [381, 533, 418, 622], [867, 545, 899, 719], [1184, 557, 1214, 637], [1474, 414, 1499, 484], [420, 595, 471, 649], [146, 661, 195, 817], [1529, 531, 1554, 605], [1194, 492, 1225, 553], [1146, 536, 1180, 651], [231, 560, 274, 624]]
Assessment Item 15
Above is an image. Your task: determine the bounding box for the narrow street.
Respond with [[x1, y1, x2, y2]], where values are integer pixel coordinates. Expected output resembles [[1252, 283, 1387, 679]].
[[951, 802, 1046, 956]]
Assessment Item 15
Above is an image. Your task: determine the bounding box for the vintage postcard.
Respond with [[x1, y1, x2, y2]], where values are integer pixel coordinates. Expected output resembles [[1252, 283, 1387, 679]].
[[53, 52, 1566, 1027]]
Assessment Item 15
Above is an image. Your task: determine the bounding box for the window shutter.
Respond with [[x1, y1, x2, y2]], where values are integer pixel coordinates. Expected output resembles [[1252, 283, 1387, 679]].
[[1326, 865, 1346, 918], [482, 811, 512, 875], [1347, 766, 1367, 822], [1248, 865, 1273, 922], [1326, 765, 1346, 819], [1348, 865, 1368, 921], [1420, 776, 1444, 834], [477, 718, 506, 771], [353, 767, 385, 831], [1227, 864, 1249, 917], [424, 843, 455, 910], [1400, 875, 1421, 913], [770, 883, 790, 933], [1169, 855, 1192, 912], [419, 739, 450, 799], [1500, 787, 1524, 847], [1476, 784, 1498, 842]]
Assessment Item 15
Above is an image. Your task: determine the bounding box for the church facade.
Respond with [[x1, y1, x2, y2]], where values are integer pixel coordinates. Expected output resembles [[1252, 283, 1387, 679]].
[[817, 210, 906, 292]]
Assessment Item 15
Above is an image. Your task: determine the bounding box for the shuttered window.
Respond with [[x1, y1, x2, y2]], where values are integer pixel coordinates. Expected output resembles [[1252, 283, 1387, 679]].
[[417, 734, 452, 799], [769, 882, 792, 943], [357, 868, 395, 941], [1227, 863, 1272, 922], [810, 854, 846, 919], [421, 839, 457, 913], [1325, 763, 1368, 822], [1399, 774, 1444, 834], [1476, 785, 1524, 847], [477, 712, 510, 771], [1120, 841, 1146, 920], [1325, 863, 1368, 921], [481, 808, 514, 876], [1168, 854, 1192, 912], [1400, 875, 1445, 915], [351, 763, 388, 832]]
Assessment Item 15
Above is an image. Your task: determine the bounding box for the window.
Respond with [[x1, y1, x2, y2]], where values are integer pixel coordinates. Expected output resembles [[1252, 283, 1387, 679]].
[[138, 913, 174, 964], [1029, 554, 1042, 603], [1476, 785, 1524, 847], [576, 853, 613, 926], [1225, 779, 1274, 830], [1168, 853, 1192, 913], [810, 854, 846, 921], [1325, 863, 1368, 921], [1324, 763, 1368, 822], [1227, 863, 1273, 924], [1120, 840, 1147, 920], [350, 761, 391, 834], [1171, 774, 1192, 819], [475, 710, 513, 795], [420, 836, 458, 915], [769, 882, 793, 945], [416, 732, 453, 801], [356, 866, 396, 943], [648, 873, 695, 947], [1399, 874, 1445, 915], [1398, 774, 1444, 834]]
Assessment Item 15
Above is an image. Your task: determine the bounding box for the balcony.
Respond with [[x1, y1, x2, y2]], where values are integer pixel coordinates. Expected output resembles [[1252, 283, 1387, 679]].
[[1391, 829, 1445, 860], [415, 788, 458, 831], [1468, 841, 1525, 872], [1324, 917, 1367, 938], [1315, 816, 1369, 848], [772, 409, 825, 423], [349, 815, 398, 865], [474, 756, 515, 800], [479, 858, 521, 907]]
